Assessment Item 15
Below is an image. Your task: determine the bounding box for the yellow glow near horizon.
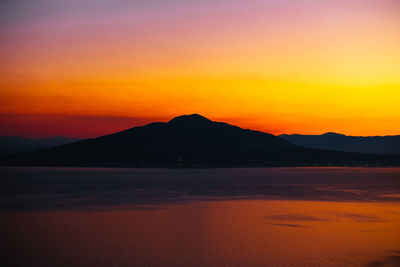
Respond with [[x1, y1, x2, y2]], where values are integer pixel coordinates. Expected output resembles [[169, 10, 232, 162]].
[[0, 0, 399, 137]]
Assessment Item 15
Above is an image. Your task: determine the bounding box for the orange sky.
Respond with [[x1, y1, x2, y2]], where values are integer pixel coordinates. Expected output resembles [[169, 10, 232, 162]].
[[0, 0, 399, 138]]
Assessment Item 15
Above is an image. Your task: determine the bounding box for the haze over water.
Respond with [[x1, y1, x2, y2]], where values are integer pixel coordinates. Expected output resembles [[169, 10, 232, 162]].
[[1, 167, 400, 266]]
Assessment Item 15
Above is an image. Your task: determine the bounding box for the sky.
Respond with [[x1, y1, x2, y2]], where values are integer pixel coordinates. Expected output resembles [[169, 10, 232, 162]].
[[0, 0, 399, 138]]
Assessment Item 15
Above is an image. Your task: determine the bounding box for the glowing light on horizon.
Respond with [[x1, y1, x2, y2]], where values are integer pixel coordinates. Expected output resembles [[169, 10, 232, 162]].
[[0, 0, 399, 137]]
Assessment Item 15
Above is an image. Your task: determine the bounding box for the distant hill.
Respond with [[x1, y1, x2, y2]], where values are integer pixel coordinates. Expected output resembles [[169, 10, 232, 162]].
[[1, 114, 399, 167], [280, 132, 400, 155], [0, 136, 80, 154]]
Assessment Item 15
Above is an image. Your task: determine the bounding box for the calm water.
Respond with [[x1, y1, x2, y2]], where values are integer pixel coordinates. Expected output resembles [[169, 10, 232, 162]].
[[1, 167, 400, 266]]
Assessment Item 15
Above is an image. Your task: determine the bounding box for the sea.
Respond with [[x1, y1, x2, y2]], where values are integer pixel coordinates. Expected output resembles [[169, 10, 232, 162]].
[[1, 167, 399, 266]]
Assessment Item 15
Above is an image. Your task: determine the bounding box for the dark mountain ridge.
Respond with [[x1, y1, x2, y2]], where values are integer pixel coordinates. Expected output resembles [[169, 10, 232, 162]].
[[280, 132, 400, 155], [2, 114, 399, 167], [0, 136, 79, 154]]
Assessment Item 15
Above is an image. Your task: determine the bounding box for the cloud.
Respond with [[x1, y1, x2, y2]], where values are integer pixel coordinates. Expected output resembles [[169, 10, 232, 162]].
[[263, 213, 327, 221], [265, 223, 311, 228], [330, 212, 383, 223], [365, 255, 400, 267]]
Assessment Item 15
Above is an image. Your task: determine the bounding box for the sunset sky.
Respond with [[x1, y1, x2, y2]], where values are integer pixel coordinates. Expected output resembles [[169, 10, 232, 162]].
[[0, 0, 399, 138]]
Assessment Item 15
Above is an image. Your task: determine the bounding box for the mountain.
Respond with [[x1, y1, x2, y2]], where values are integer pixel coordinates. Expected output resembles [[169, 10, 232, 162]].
[[280, 132, 400, 155], [1, 114, 399, 167], [0, 136, 80, 154]]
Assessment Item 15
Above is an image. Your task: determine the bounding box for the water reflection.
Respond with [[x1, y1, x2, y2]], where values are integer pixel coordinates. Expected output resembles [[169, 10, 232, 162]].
[[1, 200, 400, 266], [1, 167, 400, 266], [1, 167, 400, 211]]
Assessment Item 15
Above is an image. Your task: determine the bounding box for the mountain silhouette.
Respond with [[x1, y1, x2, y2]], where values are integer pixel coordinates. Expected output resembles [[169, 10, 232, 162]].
[[0, 136, 79, 154], [280, 133, 400, 155], [2, 114, 399, 167]]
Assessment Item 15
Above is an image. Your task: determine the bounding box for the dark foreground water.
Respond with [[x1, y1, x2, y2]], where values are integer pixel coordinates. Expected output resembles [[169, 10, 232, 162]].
[[1, 167, 400, 266]]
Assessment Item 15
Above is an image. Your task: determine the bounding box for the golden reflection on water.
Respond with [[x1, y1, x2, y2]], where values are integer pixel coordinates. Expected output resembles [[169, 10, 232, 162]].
[[2, 200, 400, 266]]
